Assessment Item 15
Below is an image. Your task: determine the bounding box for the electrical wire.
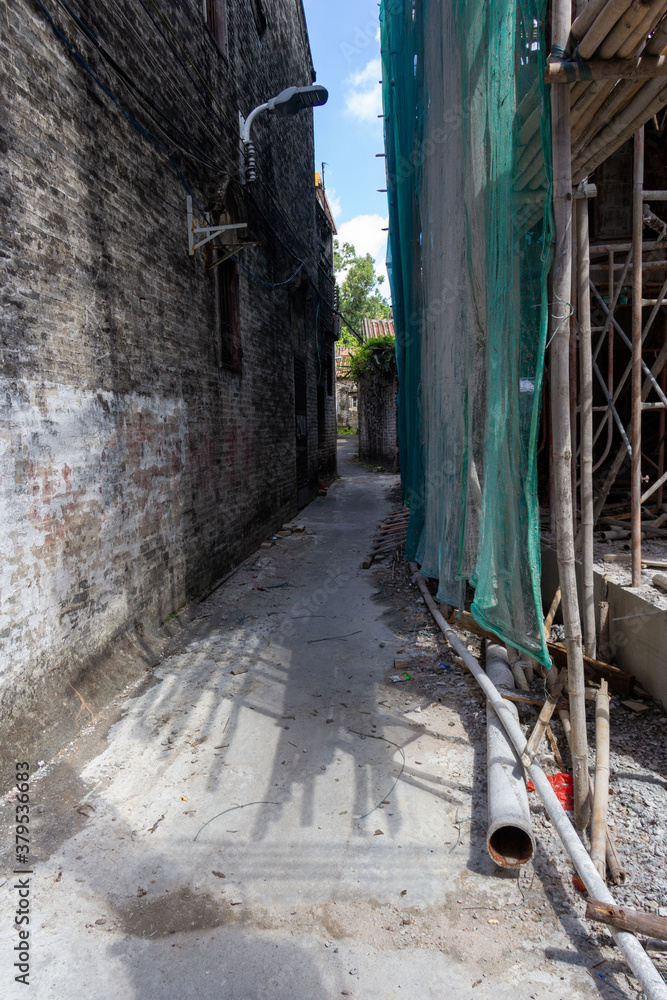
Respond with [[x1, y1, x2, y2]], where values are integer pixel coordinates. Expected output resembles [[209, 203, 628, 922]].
[[231, 255, 304, 287], [34, 0, 331, 289], [53, 0, 226, 174], [142, 0, 240, 140], [33, 0, 214, 222], [100, 0, 233, 164]]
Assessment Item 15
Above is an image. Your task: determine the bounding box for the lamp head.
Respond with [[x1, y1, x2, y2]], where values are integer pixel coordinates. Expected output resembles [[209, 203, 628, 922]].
[[267, 85, 329, 117]]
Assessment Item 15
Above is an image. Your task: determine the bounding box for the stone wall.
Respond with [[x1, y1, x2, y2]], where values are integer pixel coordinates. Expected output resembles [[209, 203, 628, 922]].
[[358, 377, 398, 470], [0, 0, 336, 722]]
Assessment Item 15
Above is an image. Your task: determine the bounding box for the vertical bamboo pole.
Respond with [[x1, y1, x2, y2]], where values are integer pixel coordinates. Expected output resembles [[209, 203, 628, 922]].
[[550, 0, 591, 831], [659, 316, 667, 507], [591, 679, 610, 879], [632, 129, 644, 586], [571, 238, 579, 539], [577, 195, 597, 659]]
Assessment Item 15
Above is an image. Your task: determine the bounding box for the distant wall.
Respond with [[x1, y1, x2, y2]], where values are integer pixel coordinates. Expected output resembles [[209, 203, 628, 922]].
[[337, 379, 359, 430], [358, 376, 398, 469]]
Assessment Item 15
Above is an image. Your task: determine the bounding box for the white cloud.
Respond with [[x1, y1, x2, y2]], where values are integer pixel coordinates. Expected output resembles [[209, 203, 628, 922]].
[[337, 213, 390, 295], [343, 57, 383, 124], [327, 188, 342, 223]]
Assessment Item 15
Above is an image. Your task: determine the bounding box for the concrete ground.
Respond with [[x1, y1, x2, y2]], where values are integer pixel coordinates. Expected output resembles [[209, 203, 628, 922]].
[[1, 437, 624, 999]]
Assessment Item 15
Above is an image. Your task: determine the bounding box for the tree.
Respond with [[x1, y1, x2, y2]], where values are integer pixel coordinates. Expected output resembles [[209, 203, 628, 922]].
[[334, 240, 391, 347]]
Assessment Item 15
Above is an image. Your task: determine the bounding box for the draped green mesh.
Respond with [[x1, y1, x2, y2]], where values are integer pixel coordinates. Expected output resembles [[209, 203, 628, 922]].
[[381, 0, 553, 669]]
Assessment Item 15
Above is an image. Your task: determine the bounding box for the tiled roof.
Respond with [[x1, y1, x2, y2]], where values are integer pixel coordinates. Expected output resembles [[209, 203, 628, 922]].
[[361, 317, 395, 340]]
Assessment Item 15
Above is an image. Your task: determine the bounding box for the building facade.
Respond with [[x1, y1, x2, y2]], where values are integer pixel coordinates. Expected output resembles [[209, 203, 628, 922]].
[[0, 0, 336, 722]]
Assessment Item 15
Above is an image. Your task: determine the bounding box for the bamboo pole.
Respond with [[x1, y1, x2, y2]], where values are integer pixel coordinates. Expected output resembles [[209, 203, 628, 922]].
[[571, 0, 616, 40], [550, 1, 591, 831], [572, 81, 640, 158], [645, 13, 667, 53], [598, 0, 653, 60], [591, 680, 610, 878], [573, 77, 667, 182], [577, 196, 597, 658], [558, 705, 626, 883], [632, 128, 645, 586], [617, 0, 667, 58], [586, 900, 667, 940], [523, 666, 569, 760], [578, 0, 636, 60]]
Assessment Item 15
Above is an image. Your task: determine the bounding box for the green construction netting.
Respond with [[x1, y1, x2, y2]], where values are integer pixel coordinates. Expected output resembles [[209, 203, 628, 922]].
[[381, 0, 553, 669]]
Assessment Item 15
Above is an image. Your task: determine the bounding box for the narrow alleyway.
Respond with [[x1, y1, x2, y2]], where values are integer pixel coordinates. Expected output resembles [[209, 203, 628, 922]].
[[2, 438, 614, 999]]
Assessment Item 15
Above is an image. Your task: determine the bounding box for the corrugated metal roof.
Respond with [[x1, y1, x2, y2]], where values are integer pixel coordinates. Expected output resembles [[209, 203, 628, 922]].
[[361, 317, 395, 340]]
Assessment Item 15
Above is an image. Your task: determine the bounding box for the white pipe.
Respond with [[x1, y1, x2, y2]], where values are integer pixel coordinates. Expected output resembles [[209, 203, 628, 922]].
[[486, 645, 536, 867], [409, 565, 667, 1000]]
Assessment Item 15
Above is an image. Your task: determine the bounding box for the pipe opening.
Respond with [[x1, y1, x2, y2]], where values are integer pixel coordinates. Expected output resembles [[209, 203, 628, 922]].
[[488, 825, 535, 868]]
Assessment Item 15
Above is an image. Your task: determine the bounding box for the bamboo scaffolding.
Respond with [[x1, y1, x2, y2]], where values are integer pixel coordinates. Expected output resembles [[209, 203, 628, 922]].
[[550, 0, 591, 831], [617, 0, 667, 56], [631, 129, 645, 585], [573, 77, 667, 181], [578, 0, 635, 60], [591, 680, 611, 878], [577, 196, 597, 658], [599, 0, 653, 60]]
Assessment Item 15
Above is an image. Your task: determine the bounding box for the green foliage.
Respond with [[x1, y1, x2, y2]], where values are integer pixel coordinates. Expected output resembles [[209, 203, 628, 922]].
[[347, 334, 397, 382], [334, 240, 391, 347]]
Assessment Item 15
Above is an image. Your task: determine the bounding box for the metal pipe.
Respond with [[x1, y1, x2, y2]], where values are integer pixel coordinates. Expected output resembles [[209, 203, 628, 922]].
[[410, 566, 666, 1000], [593, 359, 632, 455], [593, 337, 667, 521], [485, 645, 536, 868], [589, 281, 667, 409], [632, 130, 645, 585]]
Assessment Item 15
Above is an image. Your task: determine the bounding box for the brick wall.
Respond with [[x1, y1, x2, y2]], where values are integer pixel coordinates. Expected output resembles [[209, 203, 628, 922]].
[[358, 377, 398, 470], [0, 0, 336, 721]]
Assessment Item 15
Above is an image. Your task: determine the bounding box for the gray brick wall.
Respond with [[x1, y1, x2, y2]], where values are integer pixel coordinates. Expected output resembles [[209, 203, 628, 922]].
[[358, 377, 398, 470], [0, 0, 337, 721]]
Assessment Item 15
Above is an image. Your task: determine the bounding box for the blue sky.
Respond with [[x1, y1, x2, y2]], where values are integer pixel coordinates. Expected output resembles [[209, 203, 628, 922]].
[[302, 0, 390, 291]]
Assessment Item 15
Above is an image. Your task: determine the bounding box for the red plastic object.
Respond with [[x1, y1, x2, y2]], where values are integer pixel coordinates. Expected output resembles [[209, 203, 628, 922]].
[[526, 772, 574, 811]]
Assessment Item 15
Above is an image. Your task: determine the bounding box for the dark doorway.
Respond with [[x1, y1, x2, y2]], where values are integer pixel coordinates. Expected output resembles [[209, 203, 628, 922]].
[[294, 355, 309, 508]]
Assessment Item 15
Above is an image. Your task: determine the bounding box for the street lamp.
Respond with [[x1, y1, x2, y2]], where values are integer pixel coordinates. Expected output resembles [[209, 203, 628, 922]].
[[240, 85, 328, 183]]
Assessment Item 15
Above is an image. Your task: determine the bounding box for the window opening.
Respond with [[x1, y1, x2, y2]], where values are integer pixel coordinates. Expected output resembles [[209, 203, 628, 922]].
[[217, 257, 241, 370]]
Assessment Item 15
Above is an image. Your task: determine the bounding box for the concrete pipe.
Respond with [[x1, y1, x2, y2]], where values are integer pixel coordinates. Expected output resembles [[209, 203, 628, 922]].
[[486, 644, 536, 868]]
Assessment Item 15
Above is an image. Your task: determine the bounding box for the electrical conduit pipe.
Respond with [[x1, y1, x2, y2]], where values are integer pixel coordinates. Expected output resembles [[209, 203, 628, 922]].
[[485, 645, 536, 867]]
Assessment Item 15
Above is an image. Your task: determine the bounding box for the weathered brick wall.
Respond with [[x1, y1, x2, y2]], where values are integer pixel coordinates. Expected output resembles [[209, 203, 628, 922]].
[[0, 0, 336, 721], [358, 377, 399, 470], [336, 379, 359, 430]]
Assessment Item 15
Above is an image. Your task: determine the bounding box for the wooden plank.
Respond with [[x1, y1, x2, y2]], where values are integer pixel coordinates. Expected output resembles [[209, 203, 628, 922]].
[[586, 899, 667, 942], [546, 55, 667, 84]]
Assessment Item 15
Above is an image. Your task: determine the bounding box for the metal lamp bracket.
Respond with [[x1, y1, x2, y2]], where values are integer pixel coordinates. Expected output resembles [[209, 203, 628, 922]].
[[187, 195, 248, 255]]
